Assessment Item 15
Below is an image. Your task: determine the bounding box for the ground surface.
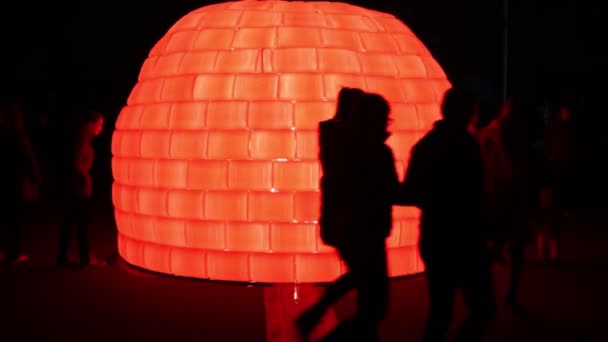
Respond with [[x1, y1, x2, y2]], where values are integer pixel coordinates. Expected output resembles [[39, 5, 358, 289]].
[[2, 200, 606, 341]]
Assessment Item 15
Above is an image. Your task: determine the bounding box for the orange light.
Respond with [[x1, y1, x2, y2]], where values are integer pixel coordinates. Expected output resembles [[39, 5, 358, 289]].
[[112, 0, 450, 283]]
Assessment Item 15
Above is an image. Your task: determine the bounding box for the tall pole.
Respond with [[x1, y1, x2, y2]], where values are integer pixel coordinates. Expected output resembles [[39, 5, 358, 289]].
[[502, 0, 509, 102]]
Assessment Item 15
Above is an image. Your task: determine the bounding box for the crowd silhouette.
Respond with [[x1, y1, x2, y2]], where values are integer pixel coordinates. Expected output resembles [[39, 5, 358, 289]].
[[296, 85, 578, 342], [0, 83, 579, 342], [0, 97, 106, 268]]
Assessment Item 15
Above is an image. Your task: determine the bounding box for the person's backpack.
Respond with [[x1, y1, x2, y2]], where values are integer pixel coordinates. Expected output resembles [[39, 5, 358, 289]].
[[318, 119, 354, 247]]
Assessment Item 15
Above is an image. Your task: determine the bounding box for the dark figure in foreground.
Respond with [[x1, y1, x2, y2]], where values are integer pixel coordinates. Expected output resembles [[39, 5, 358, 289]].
[[57, 110, 106, 268], [399, 86, 496, 342], [296, 89, 398, 341]]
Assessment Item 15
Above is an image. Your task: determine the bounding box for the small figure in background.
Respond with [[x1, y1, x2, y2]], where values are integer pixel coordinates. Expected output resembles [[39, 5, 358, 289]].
[[57, 110, 106, 268], [0, 99, 39, 264]]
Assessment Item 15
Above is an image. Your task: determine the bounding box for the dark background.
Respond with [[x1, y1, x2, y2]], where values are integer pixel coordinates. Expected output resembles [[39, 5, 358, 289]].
[[0, 0, 603, 207]]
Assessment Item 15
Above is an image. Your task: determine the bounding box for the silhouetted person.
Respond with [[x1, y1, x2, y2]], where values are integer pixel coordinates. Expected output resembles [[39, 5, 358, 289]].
[[296, 91, 398, 342], [492, 96, 534, 314], [538, 103, 575, 262], [57, 110, 106, 268], [0, 99, 38, 264], [10, 101, 43, 204], [318, 87, 365, 246], [399, 86, 495, 342]]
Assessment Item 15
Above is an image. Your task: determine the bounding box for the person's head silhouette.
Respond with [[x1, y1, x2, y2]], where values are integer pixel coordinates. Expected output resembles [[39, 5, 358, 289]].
[[440, 86, 477, 128], [79, 110, 104, 141], [334, 87, 365, 121], [355, 92, 391, 143]]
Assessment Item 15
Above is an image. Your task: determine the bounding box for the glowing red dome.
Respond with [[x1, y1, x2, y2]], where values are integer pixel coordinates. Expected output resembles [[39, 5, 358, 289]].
[[112, 0, 450, 283]]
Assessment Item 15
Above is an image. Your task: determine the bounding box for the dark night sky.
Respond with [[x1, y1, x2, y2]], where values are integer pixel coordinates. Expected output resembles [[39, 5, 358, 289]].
[[1, 0, 604, 204], [1, 0, 591, 112]]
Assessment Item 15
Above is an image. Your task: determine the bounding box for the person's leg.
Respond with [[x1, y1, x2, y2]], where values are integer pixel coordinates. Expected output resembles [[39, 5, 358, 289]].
[[296, 271, 355, 337], [75, 198, 91, 266], [547, 214, 562, 262], [456, 262, 496, 342], [538, 186, 556, 261], [423, 266, 456, 342], [536, 230, 546, 260], [355, 241, 389, 340], [5, 200, 22, 261], [57, 197, 76, 265], [549, 182, 564, 261], [296, 245, 357, 340], [505, 234, 528, 316], [316, 271, 354, 311]]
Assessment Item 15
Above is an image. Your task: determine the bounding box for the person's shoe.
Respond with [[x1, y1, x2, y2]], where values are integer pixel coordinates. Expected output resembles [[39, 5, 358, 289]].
[[8, 254, 30, 265], [505, 294, 528, 316], [80, 256, 107, 268]]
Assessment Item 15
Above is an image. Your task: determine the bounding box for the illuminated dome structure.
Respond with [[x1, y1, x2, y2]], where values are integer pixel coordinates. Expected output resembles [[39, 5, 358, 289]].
[[112, 0, 450, 283]]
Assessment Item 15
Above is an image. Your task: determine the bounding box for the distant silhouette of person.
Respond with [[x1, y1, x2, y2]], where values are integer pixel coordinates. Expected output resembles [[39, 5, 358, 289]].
[[472, 100, 511, 267], [399, 86, 495, 342], [10, 101, 43, 204], [538, 102, 575, 262], [296, 90, 398, 342], [0, 99, 39, 264], [57, 110, 106, 268], [491, 96, 534, 314]]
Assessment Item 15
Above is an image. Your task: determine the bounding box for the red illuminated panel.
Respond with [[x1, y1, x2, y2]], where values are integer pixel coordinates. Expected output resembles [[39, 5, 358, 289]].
[[112, 0, 449, 283]]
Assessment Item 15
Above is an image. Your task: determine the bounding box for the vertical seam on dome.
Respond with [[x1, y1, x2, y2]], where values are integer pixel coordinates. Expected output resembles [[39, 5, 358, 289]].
[[419, 55, 430, 79], [169, 124, 175, 159], [183, 218, 190, 250], [223, 159, 229, 191], [235, 9, 245, 31], [290, 191, 296, 225], [230, 74, 238, 102], [175, 33, 194, 77], [354, 32, 365, 70], [267, 222, 273, 253], [293, 252, 298, 283], [271, 160, 276, 190], [158, 77, 168, 106], [247, 252, 253, 282], [260, 48, 265, 73], [389, 33, 402, 56], [246, 190, 251, 222], [292, 118, 298, 160], [247, 128, 253, 160], [167, 246, 173, 275], [315, 48, 325, 100]]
